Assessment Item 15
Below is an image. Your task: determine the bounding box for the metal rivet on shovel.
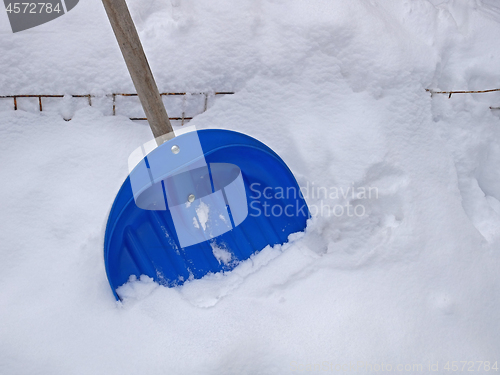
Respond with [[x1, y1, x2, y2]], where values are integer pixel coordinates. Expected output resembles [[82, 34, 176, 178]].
[[188, 194, 195, 203], [171, 145, 180, 154]]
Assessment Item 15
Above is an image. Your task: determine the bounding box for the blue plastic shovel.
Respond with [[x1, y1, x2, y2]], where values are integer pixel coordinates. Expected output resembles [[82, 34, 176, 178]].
[[102, 0, 309, 299]]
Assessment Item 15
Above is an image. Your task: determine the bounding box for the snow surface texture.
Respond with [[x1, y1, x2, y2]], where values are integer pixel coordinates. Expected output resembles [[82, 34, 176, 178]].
[[1, 0, 500, 374]]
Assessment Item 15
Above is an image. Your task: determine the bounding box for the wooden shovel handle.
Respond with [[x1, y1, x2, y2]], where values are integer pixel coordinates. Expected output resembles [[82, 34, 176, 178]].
[[102, 0, 174, 144]]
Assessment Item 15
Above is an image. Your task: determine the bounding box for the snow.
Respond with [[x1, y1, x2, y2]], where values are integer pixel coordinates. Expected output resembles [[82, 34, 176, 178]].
[[1, 0, 500, 374], [192, 216, 199, 229], [211, 241, 233, 266], [196, 200, 210, 231]]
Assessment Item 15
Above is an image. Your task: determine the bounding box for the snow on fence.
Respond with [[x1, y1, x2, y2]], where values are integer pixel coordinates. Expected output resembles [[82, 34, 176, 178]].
[[426, 88, 500, 109], [1, 89, 497, 117], [0, 92, 235, 124]]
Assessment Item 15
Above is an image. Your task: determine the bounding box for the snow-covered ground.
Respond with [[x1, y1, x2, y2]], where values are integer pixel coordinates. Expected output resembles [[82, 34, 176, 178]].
[[1, 0, 500, 374]]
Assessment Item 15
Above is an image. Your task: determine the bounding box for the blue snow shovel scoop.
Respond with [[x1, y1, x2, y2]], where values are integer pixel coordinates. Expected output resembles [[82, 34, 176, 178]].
[[102, 0, 309, 299]]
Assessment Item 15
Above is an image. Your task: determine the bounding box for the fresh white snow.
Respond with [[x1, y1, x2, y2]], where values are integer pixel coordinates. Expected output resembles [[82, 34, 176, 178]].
[[1, 0, 500, 374], [211, 241, 233, 266], [196, 200, 210, 231]]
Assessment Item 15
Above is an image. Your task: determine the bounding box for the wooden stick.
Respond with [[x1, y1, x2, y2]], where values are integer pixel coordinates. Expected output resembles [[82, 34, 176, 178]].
[[102, 0, 174, 145]]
